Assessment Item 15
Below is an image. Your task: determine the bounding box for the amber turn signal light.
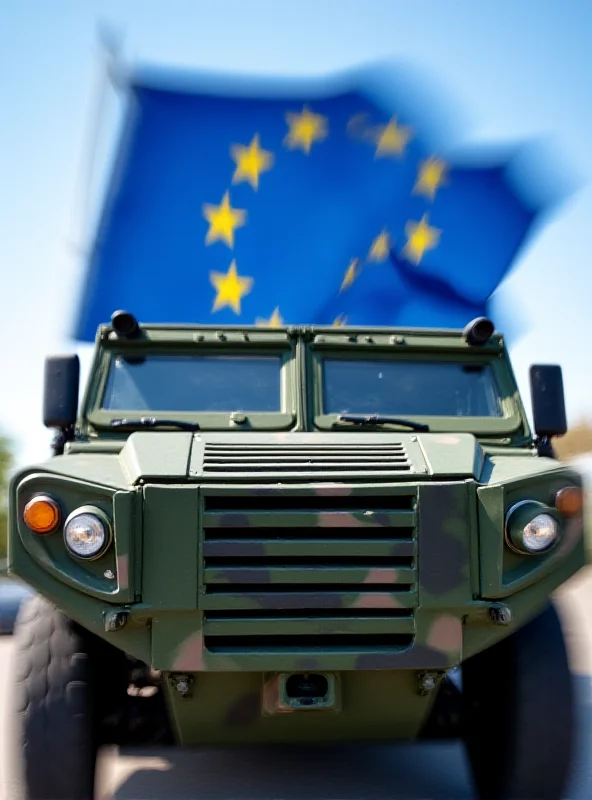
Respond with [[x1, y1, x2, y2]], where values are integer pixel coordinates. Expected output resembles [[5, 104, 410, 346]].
[[23, 495, 61, 534], [555, 487, 584, 518]]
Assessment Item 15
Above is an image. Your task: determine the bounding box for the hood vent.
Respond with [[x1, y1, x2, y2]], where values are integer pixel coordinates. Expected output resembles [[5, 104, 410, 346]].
[[201, 442, 412, 476]]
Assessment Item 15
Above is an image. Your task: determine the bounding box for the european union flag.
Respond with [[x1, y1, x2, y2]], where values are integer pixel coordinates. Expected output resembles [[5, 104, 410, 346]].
[[73, 64, 561, 341]]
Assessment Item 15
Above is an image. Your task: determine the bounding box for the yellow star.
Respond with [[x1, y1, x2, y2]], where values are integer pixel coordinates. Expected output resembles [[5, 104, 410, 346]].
[[231, 134, 274, 191], [403, 214, 441, 265], [256, 307, 284, 327], [210, 260, 253, 314], [203, 191, 246, 249], [368, 230, 391, 262], [375, 117, 412, 157], [332, 314, 348, 327], [340, 258, 362, 291], [284, 106, 328, 154], [413, 157, 448, 201]]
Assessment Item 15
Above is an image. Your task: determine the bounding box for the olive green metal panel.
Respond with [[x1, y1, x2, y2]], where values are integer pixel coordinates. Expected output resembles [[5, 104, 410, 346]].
[[162, 670, 434, 745], [480, 452, 567, 483], [417, 483, 472, 610], [462, 547, 588, 660], [141, 484, 199, 610], [25, 454, 130, 489], [416, 433, 485, 478], [120, 432, 194, 485]]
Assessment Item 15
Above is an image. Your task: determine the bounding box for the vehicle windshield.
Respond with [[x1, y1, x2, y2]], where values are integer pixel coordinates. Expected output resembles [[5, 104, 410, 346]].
[[101, 354, 282, 412], [322, 358, 503, 418]]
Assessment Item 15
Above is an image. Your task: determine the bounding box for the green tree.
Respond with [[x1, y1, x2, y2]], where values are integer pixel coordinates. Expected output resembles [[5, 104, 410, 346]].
[[0, 431, 14, 562]]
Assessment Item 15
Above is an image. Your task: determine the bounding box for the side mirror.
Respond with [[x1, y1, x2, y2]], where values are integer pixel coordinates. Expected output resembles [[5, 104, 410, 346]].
[[43, 355, 80, 430], [529, 364, 567, 439]]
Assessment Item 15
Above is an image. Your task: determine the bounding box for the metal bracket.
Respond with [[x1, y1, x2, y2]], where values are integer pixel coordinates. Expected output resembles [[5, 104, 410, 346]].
[[417, 671, 444, 696], [489, 603, 513, 626], [103, 609, 129, 632], [169, 673, 194, 699]]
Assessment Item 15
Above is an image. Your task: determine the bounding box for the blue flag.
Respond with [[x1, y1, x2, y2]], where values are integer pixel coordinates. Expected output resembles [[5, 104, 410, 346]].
[[72, 65, 559, 341]]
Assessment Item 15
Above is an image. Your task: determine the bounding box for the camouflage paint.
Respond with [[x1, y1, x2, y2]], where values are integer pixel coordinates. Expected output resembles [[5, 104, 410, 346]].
[[164, 669, 434, 745], [7, 322, 588, 746]]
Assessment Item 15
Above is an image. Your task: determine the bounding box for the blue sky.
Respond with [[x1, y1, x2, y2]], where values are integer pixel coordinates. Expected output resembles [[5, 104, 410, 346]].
[[1, 0, 591, 467]]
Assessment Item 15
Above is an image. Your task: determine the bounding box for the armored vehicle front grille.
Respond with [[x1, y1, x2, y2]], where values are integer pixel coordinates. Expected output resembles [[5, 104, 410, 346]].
[[202, 442, 412, 476], [199, 488, 418, 654]]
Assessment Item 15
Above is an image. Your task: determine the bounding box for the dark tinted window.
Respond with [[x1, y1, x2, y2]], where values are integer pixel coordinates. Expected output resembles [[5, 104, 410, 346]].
[[102, 354, 282, 412], [323, 359, 503, 417]]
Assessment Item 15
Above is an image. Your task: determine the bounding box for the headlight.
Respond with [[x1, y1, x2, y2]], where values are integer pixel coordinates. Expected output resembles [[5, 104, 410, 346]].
[[63, 506, 112, 560], [521, 514, 558, 552], [505, 500, 560, 555]]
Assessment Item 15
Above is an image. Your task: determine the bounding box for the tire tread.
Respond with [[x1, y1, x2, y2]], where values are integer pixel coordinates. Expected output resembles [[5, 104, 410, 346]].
[[7, 595, 97, 800]]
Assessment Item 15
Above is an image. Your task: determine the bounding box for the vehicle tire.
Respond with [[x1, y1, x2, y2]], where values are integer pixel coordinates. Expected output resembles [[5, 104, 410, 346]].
[[461, 602, 574, 800], [5, 595, 101, 800]]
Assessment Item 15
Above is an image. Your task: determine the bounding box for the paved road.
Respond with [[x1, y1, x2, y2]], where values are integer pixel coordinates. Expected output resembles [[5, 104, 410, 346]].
[[1, 568, 592, 799]]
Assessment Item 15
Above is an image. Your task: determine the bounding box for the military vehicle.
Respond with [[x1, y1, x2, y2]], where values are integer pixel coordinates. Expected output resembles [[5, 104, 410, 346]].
[[6, 311, 586, 799]]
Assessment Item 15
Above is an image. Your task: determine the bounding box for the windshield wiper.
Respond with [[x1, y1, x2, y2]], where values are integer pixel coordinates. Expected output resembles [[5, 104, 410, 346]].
[[110, 417, 201, 432], [335, 414, 429, 432]]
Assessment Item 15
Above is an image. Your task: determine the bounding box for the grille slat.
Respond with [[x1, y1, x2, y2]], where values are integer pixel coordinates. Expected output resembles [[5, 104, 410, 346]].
[[201, 589, 416, 610], [203, 527, 414, 541], [202, 442, 412, 476], [203, 463, 412, 473], [205, 456, 409, 464], [202, 538, 416, 558], [203, 614, 415, 637], [203, 510, 415, 529], [204, 565, 416, 586], [205, 635, 414, 654], [204, 445, 407, 453], [200, 487, 418, 653]]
